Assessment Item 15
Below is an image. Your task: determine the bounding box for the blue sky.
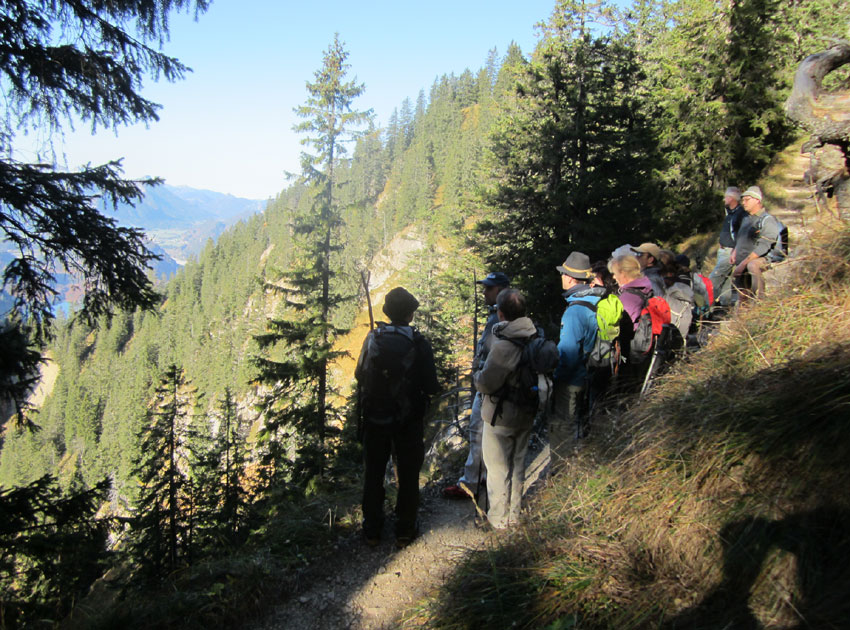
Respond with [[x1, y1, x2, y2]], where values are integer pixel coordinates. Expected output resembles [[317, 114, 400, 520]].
[[42, 1, 560, 200]]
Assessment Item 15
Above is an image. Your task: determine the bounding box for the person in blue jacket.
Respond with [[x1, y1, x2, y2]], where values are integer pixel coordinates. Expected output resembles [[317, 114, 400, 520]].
[[550, 251, 605, 465]]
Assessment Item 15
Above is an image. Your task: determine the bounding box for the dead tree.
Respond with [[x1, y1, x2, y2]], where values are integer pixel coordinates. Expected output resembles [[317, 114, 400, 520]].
[[785, 40, 850, 218]]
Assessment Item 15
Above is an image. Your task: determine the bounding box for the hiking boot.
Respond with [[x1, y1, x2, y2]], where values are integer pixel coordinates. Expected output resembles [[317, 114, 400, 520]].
[[441, 484, 470, 500], [395, 534, 416, 549]]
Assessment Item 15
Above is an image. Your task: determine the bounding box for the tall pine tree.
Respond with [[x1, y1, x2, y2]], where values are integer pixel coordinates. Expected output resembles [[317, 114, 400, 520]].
[[127, 365, 197, 581], [254, 34, 371, 486]]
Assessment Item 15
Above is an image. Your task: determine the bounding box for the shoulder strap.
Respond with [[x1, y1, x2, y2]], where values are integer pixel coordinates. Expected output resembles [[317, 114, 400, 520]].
[[622, 287, 650, 307], [568, 299, 598, 313], [378, 324, 415, 343]]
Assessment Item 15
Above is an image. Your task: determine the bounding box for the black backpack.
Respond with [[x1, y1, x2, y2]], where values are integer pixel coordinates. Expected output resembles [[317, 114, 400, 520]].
[[493, 327, 558, 423], [358, 324, 420, 425]]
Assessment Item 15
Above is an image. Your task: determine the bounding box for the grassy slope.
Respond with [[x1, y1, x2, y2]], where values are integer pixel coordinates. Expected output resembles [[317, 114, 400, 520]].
[[410, 146, 850, 629]]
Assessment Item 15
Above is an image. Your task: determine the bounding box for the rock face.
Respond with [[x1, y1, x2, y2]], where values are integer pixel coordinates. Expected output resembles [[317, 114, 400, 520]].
[[785, 41, 850, 219]]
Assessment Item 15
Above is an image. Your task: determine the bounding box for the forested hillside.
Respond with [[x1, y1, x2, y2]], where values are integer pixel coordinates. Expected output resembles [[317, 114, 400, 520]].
[[1, 0, 847, 625]]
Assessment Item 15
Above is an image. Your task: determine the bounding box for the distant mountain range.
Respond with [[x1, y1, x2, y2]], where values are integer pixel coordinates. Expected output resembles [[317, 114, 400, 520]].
[[2, 184, 267, 316], [103, 183, 267, 263]]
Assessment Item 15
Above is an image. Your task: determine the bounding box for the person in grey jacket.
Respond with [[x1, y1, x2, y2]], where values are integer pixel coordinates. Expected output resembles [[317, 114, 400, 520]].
[[474, 288, 537, 530], [443, 271, 510, 501], [731, 186, 781, 299]]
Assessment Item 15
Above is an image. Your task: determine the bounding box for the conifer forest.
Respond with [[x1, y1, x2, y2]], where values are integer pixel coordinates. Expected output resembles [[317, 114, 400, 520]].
[[1, 0, 848, 626]]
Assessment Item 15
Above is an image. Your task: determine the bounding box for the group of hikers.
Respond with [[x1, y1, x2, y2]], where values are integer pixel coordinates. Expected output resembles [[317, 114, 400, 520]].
[[354, 184, 788, 544]]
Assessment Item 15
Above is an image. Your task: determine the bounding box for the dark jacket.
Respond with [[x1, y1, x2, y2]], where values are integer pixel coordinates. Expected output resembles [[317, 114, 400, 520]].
[[719, 204, 746, 248], [355, 321, 439, 424]]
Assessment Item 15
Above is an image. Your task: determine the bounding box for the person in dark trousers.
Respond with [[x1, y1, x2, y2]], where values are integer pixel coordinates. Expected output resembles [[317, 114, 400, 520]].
[[551, 252, 603, 464], [355, 287, 439, 548], [443, 271, 511, 501], [709, 186, 746, 307]]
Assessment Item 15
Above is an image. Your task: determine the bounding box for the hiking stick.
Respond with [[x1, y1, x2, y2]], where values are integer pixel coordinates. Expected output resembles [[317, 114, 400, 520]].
[[473, 270, 479, 359], [356, 268, 374, 442], [361, 269, 374, 331], [640, 334, 662, 397]]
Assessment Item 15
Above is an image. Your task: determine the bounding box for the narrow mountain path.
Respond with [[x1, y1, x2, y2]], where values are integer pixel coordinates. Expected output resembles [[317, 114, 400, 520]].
[[252, 487, 487, 630], [252, 444, 550, 630]]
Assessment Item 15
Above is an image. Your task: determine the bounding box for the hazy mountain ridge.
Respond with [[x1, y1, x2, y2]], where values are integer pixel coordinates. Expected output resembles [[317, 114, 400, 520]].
[[106, 183, 265, 230], [1, 185, 258, 314], [104, 183, 267, 263]]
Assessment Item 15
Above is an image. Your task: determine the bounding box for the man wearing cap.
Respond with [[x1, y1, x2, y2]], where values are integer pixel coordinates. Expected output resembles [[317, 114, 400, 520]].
[[709, 187, 747, 307], [631, 242, 667, 298], [730, 186, 781, 299], [355, 287, 439, 547], [550, 252, 605, 463], [443, 271, 511, 501]]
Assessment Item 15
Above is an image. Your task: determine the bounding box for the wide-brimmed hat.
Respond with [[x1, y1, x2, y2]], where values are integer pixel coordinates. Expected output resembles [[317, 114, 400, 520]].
[[631, 242, 662, 261], [556, 252, 592, 280], [741, 185, 763, 202], [476, 272, 510, 288], [382, 287, 420, 321]]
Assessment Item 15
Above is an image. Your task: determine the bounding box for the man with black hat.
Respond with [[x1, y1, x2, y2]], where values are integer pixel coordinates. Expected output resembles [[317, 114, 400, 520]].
[[551, 252, 605, 464], [355, 287, 439, 547], [443, 271, 511, 501]]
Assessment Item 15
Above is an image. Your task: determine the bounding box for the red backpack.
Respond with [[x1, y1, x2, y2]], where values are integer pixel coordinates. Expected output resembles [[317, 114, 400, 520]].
[[623, 289, 671, 363]]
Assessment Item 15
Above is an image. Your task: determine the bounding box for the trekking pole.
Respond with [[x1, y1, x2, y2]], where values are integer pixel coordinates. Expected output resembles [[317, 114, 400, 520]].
[[639, 342, 659, 397], [640, 326, 671, 397], [361, 269, 374, 331], [472, 270, 479, 359]]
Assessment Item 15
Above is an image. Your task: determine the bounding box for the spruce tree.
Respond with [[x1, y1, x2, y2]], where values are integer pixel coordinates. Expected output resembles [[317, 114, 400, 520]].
[[0, 475, 110, 625], [127, 364, 197, 581], [479, 0, 661, 320], [0, 0, 209, 423], [190, 388, 249, 549], [254, 34, 371, 486]]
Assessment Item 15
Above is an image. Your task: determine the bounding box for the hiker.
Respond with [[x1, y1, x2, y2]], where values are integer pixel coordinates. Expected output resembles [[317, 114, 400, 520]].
[[631, 242, 667, 298], [675, 253, 712, 316], [550, 252, 604, 463], [731, 186, 782, 300], [473, 288, 538, 529], [443, 271, 511, 501], [608, 254, 654, 387], [609, 254, 652, 330], [590, 260, 618, 295], [355, 287, 439, 547], [709, 187, 746, 308], [658, 249, 695, 343]]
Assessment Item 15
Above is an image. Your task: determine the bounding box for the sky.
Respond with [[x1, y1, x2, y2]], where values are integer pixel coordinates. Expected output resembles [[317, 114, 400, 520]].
[[35, 1, 560, 200]]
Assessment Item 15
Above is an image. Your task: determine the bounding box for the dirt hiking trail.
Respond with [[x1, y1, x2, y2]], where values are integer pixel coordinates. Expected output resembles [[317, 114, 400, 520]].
[[253, 444, 550, 630]]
